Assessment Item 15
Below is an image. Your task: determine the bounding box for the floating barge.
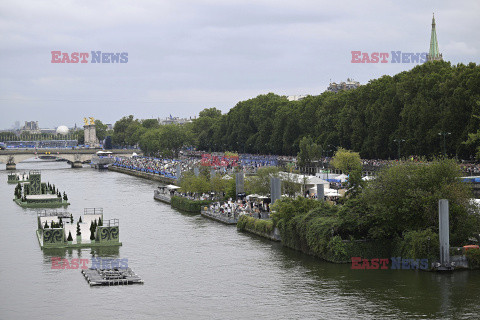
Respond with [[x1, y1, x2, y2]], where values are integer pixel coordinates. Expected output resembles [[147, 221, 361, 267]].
[[13, 170, 69, 208], [81, 268, 143, 286], [37, 208, 122, 249], [200, 209, 238, 225]]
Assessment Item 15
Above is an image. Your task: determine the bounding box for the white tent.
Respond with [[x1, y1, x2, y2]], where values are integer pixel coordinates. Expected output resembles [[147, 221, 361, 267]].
[[337, 173, 348, 182], [278, 172, 329, 188], [309, 185, 341, 197]]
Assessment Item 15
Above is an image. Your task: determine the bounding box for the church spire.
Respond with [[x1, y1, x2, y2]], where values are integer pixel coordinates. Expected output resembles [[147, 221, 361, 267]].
[[427, 13, 443, 61]]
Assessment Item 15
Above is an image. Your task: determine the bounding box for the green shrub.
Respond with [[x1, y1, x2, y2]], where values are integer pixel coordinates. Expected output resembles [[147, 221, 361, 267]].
[[237, 215, 274, 235], [237, 215, 249, 231], [466, 249, 480, 269], [393, 229, 439, 261], [171, 196, 212, 213]]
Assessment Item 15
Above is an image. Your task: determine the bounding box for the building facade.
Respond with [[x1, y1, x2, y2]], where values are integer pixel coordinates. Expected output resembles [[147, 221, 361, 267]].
[[327, 78, 361, 93]]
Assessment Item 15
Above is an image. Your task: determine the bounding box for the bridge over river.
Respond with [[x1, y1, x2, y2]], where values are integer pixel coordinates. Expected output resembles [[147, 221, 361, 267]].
[[0, 149, 141, 169]]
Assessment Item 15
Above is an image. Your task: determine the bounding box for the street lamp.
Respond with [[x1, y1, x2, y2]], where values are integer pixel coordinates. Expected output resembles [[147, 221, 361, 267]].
[[438, 132, 451, 157], [324, 144, 335, 180], [393, 139, 405, 160]]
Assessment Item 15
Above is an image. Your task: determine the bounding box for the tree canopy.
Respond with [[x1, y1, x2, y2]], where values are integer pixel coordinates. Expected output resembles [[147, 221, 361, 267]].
[[110, 61, 480, 160]]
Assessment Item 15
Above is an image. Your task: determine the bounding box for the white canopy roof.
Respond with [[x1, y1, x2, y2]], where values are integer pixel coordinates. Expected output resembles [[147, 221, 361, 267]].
[[278, 172, 329, 187]]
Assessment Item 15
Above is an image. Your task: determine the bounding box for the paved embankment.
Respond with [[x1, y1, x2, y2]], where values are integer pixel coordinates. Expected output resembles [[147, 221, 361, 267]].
[[108, 165, 176, 184]]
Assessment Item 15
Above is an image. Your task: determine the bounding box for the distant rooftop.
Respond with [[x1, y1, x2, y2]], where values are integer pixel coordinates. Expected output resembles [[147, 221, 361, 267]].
[[286, 95, 308, 101], [327, 78, 361, 93]]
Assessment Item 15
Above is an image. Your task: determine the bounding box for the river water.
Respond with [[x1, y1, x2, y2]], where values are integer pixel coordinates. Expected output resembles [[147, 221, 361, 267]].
[[1, 161, 480, 320]]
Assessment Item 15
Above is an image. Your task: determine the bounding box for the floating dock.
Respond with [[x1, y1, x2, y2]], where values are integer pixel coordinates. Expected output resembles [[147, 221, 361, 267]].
[[153, 185, 180, 204], [200, 209, 238, 225], [153, 191, 171, 204], [81, 268, 144, 286]]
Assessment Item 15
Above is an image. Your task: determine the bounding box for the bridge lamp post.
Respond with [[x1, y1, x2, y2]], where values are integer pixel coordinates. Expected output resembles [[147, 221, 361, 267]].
[[393, 139, 405, 160], [438, 132, 451, 157]]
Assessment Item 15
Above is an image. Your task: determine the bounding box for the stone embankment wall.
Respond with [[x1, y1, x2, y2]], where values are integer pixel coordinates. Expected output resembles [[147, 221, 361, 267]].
[[108, 166, 176, 185]]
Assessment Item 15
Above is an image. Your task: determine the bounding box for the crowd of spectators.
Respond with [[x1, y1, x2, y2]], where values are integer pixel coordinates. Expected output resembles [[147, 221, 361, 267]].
[[113, 156, 200, 179], [206, 198, 271, 221], [460, 163, 480, 175]]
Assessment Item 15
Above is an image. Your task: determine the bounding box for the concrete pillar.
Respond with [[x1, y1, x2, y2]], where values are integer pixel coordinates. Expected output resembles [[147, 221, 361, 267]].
[[6, 163, 16, 170], [270, 177, 281, 205], [317, 184, 324, 201], [439, 199, 450, 268], [210, 168, 216, 178], [71, 161, 83, 168], [176, 163, 182, 181], [236, 172, 244, 197], [194, 167, 200, 177], [6, 155, 15, 170]]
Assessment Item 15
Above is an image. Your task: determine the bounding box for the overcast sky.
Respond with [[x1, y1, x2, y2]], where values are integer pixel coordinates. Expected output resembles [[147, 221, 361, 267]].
[[0, 0, 478, 129]]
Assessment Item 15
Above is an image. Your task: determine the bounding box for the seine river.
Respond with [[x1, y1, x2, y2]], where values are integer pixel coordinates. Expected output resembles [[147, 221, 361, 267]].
[[1, 161, 480, 320]]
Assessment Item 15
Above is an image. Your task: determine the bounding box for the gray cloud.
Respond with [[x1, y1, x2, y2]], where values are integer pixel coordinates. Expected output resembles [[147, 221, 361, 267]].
[[0, 0, 478, 129]]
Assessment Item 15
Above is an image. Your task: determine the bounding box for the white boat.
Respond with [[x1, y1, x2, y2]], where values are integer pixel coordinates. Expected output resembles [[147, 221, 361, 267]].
[[91, 151, 114, 169]]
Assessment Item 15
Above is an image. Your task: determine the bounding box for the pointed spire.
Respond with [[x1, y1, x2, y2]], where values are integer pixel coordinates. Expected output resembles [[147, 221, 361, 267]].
[[427, 13, 443, 62]]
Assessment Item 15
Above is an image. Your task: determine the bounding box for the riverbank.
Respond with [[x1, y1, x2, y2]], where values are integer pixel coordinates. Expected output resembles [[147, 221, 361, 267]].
[[237, 215, 281, 241]]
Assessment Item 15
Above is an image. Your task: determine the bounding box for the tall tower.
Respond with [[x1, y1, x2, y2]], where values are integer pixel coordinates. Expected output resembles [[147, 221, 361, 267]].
[[427, 13, 443, 62]]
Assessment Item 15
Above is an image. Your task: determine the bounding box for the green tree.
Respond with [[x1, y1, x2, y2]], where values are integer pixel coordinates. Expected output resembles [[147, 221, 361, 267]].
[[142, 118, 160, 130], [192, 108, 222, 150], [355, 159, 478, 244], [94, 119, 108, 141], [77, 130, 85, 145], [113, 115, 135, 146], [331, 148, 363, 197], [246, 167, 280, 195], [210, 174, 227, 198], [297, 136, 321, 167]]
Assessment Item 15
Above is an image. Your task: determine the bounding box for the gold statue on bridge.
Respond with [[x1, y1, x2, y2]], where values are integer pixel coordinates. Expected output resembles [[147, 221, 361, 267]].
[[83, 117, 96, 126]]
